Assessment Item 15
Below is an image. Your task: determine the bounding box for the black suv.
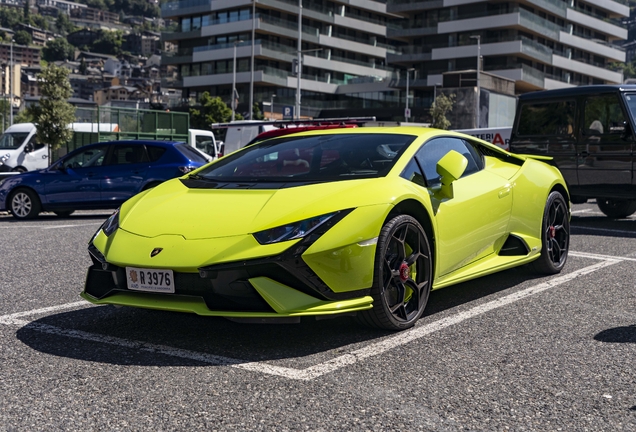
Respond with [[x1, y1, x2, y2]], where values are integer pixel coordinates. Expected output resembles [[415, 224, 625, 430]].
[[509, 85, 636, 218]]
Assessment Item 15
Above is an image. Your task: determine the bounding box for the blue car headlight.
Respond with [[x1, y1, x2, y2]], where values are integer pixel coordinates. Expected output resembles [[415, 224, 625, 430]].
[[253, 212, 340, 245]]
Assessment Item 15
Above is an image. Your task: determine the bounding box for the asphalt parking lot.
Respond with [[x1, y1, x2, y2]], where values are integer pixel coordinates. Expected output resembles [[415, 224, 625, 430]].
[[0, 203, 635, 431]]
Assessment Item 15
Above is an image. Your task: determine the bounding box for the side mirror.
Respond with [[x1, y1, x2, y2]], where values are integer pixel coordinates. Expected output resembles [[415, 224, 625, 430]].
[[436, 150, 468, 198], [24, 143, 34, 153], [621, 121, 633, 141]]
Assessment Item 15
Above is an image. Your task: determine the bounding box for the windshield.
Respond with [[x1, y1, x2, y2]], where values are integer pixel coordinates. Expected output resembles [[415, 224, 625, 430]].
[[0, 132, 30, 150], [193, 133, 415, 182]]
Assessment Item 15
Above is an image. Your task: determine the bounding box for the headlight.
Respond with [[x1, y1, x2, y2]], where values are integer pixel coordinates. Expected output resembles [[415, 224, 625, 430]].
[[253, 212, 340, 245], [0, 153, 9, 164], [91, 209, 120, 243]]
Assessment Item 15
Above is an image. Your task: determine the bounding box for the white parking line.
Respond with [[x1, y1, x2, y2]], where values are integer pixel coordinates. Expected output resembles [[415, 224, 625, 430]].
[[0, 223, 102, 230], [0, 253, 625, 380]]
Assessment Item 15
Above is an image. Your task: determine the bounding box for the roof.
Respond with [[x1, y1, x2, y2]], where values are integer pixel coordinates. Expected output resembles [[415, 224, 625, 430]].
[[82, 140, 185, 147], [519, 85, 636, 101]]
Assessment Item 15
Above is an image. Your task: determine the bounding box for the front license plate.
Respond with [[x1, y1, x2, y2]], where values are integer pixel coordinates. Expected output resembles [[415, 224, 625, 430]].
[[126, 267, 174, 293]]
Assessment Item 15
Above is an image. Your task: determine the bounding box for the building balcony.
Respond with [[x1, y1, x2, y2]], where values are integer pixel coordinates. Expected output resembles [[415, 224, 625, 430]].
[[161, 0, 212, 19]]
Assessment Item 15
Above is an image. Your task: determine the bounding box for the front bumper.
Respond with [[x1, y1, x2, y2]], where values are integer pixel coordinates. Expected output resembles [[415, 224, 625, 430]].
[[82, 262, 373, 318], [83, 213, 376, 318]]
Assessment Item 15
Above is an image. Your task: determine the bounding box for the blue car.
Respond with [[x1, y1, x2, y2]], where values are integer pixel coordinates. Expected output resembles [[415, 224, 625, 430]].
[[0, 140, 209, 219]]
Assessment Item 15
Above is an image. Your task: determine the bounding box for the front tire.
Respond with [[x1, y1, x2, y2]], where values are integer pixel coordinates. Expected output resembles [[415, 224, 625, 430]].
[[10, 189, 41, 220], [357, 215, 433, 331], [596, 199, 636, 219], [533, 191, 569, 274]]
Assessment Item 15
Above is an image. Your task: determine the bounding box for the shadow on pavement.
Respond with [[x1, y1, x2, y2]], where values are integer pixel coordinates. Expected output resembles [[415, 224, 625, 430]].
[[15, 265, 538, 367], [594, 325, 636, 344]]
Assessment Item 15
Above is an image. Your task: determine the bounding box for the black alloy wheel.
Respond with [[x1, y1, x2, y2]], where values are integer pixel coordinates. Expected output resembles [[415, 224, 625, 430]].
[[358, 215, 432, 331], [533, 191, 569, 274]]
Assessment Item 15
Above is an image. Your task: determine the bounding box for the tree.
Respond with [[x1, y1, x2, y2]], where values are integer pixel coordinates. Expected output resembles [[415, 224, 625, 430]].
[[430, 93, 455, 130], [27, 65, 76, 159], [251, 102, 264, 120], [42, 38, 75, 62], [55, 13, 75, 35], [13, 30, 32, 46], [91, 30, 123, 55], [189, 91, 241, 130]]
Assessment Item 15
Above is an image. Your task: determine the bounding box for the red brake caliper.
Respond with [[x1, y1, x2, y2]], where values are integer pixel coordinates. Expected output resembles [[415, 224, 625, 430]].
[[399, 262, 410, 282], [549, 226, 556, 239]]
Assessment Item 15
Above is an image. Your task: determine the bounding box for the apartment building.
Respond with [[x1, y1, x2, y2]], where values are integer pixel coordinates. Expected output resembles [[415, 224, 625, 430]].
[[161, 0, 400, 117], [161, 0, 629, 120]]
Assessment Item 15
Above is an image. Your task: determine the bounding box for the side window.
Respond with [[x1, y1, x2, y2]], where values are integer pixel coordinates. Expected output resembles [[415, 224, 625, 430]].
[[146, 145, 167, 162], [516, 100, 576, 136], [62, 146, 107, 169], [583, 94, 627, 136], [105, 145, 148, 165], [415, 137, 482, 186], [400, 158, 426, 187], [29, 136, 45, 151]]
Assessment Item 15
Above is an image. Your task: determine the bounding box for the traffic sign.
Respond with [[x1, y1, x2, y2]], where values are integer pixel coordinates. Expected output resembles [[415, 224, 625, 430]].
[[283, 106, 294, 120]]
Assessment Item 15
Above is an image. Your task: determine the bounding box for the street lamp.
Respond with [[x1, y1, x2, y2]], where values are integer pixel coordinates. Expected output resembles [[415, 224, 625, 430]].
[[295, 0, 302, 120], [270, 94, 276, 120], [405, 68, 415, 122], [433, 82, 442, 101], [249, 0, 255, 120], [470, 35, 481, 128], [232, 39, 243, 122], [9, 40, 13, 126]]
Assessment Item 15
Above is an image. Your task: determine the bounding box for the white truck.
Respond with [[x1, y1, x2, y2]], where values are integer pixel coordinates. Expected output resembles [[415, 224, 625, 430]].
[[0, 123, 220, 173]]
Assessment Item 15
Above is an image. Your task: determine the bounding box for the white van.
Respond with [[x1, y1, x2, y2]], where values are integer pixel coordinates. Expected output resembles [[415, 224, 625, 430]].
[[0, 123, 220, 173], [0, 123, 47, 173]]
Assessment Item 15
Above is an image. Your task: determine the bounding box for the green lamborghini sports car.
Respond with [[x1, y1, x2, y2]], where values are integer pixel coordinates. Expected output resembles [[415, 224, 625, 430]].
[[82, 127, 570, 330]]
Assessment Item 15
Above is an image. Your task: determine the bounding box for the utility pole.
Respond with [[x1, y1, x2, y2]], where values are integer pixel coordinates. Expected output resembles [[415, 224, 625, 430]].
[[295, 0, 302, 120], [470, 35, 481, 128], [249, 0, 255, 120]]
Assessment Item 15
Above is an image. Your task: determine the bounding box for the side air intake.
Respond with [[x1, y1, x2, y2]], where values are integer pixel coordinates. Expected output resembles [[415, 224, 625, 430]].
[[499, 234, 530, 256]]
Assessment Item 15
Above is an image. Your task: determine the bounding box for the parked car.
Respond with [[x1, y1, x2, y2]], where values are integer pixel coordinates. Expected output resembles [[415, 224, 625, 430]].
[[0, 140, 209, 219], [509, 85, 636, 218], [82, 128, 570, 331]]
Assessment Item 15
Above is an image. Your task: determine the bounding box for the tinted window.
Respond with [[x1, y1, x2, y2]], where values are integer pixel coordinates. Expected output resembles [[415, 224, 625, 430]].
[[146, 145, 167, 162], [400, 158, 426, 187], [195, 133, 415, 182], [105, 145, 148, 165], [61, 146, 107, 169], [517, 100, 576, 136], [175, 143, 209, 163], [415, 137, 482, 186], [583, 94, 626, 135]]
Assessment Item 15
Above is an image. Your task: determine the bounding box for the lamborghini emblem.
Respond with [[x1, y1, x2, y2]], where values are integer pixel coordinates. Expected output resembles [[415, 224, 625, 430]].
[[150, 248, 163, 258]]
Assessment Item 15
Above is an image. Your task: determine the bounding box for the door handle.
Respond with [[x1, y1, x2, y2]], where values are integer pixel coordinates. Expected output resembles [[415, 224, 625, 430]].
[[498, 184, 512, 199]]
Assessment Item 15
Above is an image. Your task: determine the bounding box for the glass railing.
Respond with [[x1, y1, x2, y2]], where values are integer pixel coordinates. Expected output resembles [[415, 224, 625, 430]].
[[265, 0, 389, 28], [308, 52, 392, 71], [519, 8, 566, 36], [260, 15, 320, 37], [520, 35, 552, 62], [570, 5, 625, 27], [161, 0, 210, 13]]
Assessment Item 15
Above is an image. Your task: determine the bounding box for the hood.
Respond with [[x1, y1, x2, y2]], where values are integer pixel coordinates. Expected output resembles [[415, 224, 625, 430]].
[[119, 178, 389, 240]]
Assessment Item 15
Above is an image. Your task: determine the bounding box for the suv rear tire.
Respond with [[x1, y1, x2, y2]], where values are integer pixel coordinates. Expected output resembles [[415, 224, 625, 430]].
[[596, 199, 636, 219]]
